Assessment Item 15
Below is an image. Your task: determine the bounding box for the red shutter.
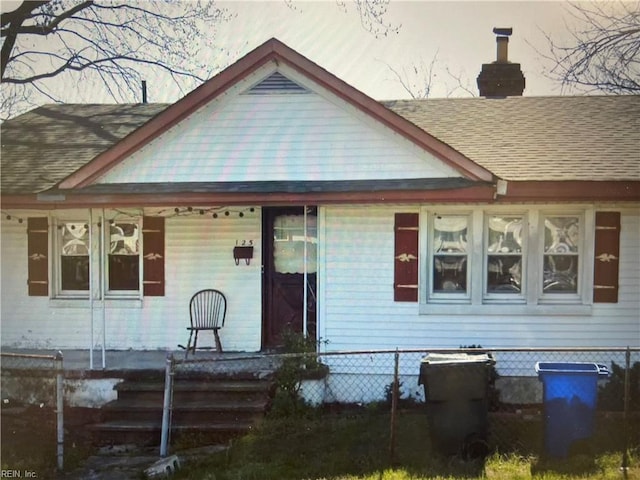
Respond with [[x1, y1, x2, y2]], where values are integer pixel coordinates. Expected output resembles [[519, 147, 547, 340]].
[[143, 216, 165, 296], [593, 212, 620, 303], [27, 217, 49, 296], [394, 213, 419, 302]]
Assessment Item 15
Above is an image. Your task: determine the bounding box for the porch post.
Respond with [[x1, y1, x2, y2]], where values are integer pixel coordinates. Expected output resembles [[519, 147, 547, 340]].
[[101, 209, 106, 369], [303, 206, 308, 338], [89, 210, 94, 370]]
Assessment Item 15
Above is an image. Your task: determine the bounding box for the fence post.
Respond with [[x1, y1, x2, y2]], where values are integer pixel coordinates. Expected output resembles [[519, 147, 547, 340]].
[[389, 350, 399, 465], [55, 351, 64, 471], [160, 353, 174, 458], [621, 346, 630, 477]]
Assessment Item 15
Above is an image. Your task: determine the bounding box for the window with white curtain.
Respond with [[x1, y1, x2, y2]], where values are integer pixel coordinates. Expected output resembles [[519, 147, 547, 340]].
[[57, 221, 90, 295], [107, 221, 140, 293], [542, 215, 581, 296], [273, 214, 317, 274], [485, 215, 525, 298], [430, 214, 470, 298], [420, 208, 591, 312]]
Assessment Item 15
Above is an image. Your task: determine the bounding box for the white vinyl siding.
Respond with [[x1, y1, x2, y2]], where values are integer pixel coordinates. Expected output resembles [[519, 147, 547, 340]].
[[0, 208, 262, 351], [318, 205, 640, 352], [2, 205, 638, 352], [98, 92, 459, 184]]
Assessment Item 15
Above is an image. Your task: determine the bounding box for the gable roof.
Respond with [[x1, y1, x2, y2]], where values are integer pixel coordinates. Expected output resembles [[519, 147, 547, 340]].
[[53, 38, 493, 190], [1, 38, 639, 204], [3, 96, 638, 195]]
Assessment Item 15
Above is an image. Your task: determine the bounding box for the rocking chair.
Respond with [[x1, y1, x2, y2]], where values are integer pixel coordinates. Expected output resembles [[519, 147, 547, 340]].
[[183, 289, 226, 357]]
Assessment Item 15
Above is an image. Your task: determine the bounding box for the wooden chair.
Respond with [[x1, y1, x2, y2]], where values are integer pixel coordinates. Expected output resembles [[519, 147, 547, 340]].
[[184, 289, 226, 357]]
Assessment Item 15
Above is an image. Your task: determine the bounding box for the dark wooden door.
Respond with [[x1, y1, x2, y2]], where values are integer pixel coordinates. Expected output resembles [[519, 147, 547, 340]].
[[262, 207, 317, 350]]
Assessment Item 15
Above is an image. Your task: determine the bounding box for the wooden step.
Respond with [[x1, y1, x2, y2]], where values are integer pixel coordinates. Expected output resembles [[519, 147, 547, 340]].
[[115, 379, 274, 403], [90, 376, 273, 447], [89, 419, 255, 433], [100, 398, 270, 423], [88, 419, 255, 447]]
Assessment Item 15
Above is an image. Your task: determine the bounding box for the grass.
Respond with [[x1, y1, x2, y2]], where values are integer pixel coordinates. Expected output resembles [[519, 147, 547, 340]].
[[173, 409, 640, 480], [1, 404, 95, 477], [3, 402, 637, 479]]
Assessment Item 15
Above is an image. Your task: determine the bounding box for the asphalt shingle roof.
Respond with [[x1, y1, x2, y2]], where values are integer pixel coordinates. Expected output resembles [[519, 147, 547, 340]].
[[385, 95, 640, 182], [1, 96, 639, 195], [1, 104, 168, 194]]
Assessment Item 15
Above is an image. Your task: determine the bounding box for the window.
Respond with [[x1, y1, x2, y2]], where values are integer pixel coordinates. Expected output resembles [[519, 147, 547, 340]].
[[418, 208, 595, 314], [430, 215, 470, 298], [273, 214, 317, 274], [59, 222, 90, 293], [107, 221, 140, 293], [486, 215, 525, 296], [542, 215, 580, 295], [32, 214, 164, 300]]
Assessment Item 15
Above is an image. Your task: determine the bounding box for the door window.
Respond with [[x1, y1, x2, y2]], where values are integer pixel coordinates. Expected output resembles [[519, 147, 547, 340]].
[[273, 214, 317, 274]]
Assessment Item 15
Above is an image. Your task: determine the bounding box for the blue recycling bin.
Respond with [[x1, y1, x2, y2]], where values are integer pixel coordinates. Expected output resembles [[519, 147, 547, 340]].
[[535, 362, 609, 457]]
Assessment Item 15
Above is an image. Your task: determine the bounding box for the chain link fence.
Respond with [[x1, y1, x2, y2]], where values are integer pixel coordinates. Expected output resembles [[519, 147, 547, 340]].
[[0, 351, 64, 471], [161, 346, 639, 468]]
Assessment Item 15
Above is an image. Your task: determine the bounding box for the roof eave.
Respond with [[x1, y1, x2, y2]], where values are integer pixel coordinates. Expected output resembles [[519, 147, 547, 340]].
[[496, 180, 640, 202], [1, 185, 496, 209]]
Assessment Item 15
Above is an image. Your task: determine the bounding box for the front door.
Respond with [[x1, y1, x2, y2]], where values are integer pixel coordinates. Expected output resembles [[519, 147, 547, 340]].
[[262, 206, 317, 350]]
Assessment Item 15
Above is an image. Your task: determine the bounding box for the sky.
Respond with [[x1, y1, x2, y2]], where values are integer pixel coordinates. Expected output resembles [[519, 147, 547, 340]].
[[0, 0, 601, 111], [203, 0, 576, 101]]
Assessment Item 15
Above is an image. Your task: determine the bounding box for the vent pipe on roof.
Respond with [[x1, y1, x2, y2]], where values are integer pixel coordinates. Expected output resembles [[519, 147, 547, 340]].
[[142, 80, 147, 103], [494, 27, 511, 62], [477, 27, 525, 97]]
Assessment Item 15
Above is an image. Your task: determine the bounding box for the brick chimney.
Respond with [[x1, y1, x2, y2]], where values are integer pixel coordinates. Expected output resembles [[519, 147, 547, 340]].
[[477, 28, 525, 97]]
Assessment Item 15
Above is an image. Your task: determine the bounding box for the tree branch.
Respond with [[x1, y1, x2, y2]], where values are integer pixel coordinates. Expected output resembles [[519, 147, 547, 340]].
[[1, 1, 49, 79], [538, 1, 640, 94]]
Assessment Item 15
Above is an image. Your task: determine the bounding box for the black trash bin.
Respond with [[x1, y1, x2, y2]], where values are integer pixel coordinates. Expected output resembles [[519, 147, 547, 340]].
[[419, 353, 495, 457], [535, 362, 610, 458]]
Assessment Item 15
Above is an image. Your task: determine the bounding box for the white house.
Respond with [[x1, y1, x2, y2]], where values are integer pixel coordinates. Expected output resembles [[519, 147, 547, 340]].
[[1, 38, 639, 361]]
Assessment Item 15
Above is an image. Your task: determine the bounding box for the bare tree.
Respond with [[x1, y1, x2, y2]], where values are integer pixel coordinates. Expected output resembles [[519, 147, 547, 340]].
[[336, 0, 400, 39], [386, 54, 439, 99], [542, 1, 640, 94], [1, 0, 234, 119], [385, 53, 476, 99]]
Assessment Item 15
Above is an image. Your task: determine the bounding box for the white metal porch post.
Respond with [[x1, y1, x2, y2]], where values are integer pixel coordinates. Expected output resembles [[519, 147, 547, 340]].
[[89, 209, 94, 370], [303, 205, 308, 338]]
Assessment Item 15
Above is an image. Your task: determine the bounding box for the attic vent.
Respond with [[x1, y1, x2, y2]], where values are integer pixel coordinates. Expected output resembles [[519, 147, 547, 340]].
[[247, 72, 309, 94]]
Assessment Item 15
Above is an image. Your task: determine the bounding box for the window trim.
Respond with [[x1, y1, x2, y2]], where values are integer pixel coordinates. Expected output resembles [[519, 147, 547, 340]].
[[483, 212, 528, 304], [104, 216, 142, 299], [418, 207, 595, 315], [53, 218, 91, 299], [426, 211, 473, 304], [537, 210, 591, 305]]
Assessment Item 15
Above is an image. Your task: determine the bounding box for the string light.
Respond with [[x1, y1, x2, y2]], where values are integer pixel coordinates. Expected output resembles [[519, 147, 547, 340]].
[[1, 211, 24, 224], [1, 206, 256, 226], [158, 206, 256, 219]]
